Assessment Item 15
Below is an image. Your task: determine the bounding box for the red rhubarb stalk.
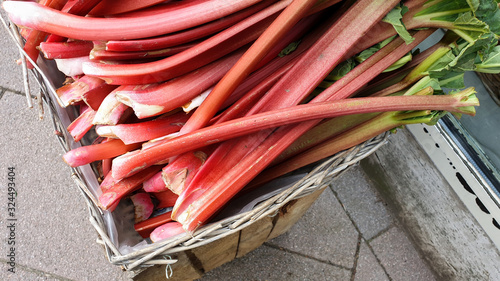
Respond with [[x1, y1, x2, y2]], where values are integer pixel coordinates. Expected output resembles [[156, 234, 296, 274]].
[[92, 91, 132, 125], [89, 0, 171, 16], [153, 190, 180, 209], [150, 222, 186, 243], [134, 211, 174, 238], [96, 111, 190, 144], [39, 40, 93, 59], [114, 49, 245, 119], [3, 0, 265, 41], [67, 105, 96, 142], [81, 1, 289, 84], [56, 75, 108, 107], [105, 0, 277, 52], [89, 42, 197, 61], [110, 91, 479, 179], [130, 192, 154, 223], [54, 56, 92, 77], [173, 89, 478, 231], [178, 0, 325, 134], [99, 166, 162, 210], [271, 113, 381, 166], [81, 84, 119, 112], [142, 171, 168, 193], [63, 139, 141, 168], [162, 150, 208, 195], [20, 0, 68, 68]]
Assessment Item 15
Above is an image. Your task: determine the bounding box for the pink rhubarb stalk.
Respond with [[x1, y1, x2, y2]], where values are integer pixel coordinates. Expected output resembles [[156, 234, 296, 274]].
[[63, 139, 141, 168], [89, 42, 196, 61], [143, 171, 168, 193], [134, 211, 174, 238], [153, 190, 180, 209], [67, 105, 96, 142], [3, 0, 265, 41], [110, 91, 479, 179], [96, 111, 190, 144], [89, 0, 171, 16], [39, 40, 93, 59], [178, 0, 325, 134], [114, 49, 245, 118], [130, 192, 154, 223], [162, 150, 208, 195], [81, 0, 289, 84], [150, 222, 186, 243], [56, 75, 109, 107], [105, 0, 277, 52], [20, 0, 68, 68], [99, 166, 162, 210], [54, 56, 92, 77], [92, 91, 132, 125]]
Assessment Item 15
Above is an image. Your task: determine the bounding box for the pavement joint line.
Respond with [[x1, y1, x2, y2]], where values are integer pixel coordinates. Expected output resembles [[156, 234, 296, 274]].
[[362, 228, 394, 281], [262, 243, 352, 271], [349, 233, 363, 281], [327, 183, 366, 239], [0, 85, 24, 96], [0, 88, 6, 101], [365, 224, 394, 244], [0, 259, 77, 281]]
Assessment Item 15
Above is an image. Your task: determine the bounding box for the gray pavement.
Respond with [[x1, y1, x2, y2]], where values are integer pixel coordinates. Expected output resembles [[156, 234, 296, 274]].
[[1, 20, 438, 281]]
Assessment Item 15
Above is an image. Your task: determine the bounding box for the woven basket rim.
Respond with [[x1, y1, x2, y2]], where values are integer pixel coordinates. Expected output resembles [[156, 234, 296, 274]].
[[2, 15, 389, 272]]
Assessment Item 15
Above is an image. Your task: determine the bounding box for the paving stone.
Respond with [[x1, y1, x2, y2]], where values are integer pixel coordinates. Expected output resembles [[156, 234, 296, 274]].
[[370, 226, 436, 281], [267, 187, 358, 269], [0, 262, 69, 281], [330, 165, 393, 240], [0, 93, 130, 281], [200, 244, 351, 281], [354, 241, 389, 281], [0, 18, 41, 95]]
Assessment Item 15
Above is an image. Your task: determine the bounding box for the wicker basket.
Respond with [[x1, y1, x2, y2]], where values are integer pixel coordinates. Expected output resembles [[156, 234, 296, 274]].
[[2, 16, 389, 280], [477, 72, 500, 106]]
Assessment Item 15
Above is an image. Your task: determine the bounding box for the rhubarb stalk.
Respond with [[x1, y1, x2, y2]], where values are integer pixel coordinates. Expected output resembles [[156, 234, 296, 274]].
[[3, 0, 265, 41]]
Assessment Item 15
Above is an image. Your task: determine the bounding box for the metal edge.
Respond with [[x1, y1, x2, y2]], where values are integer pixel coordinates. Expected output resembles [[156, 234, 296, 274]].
[[407, 123, 500, 250]]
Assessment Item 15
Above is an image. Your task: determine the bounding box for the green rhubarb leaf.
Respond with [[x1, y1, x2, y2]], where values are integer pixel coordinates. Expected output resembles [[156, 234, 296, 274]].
[[382, 4, 415, 44], [475, 45, 500, 73], [279, 40, 301, 57], [384, 52, 413, 72], [325, 59, 357, 81], [355, 36, 396, 63], [404, 77, 442, 96], [468, 0, 500, 36], [432, 70, 466, 88], [450, 12, 490, 43], [428, 32, 498, 86], [425, 111, 449, 125]]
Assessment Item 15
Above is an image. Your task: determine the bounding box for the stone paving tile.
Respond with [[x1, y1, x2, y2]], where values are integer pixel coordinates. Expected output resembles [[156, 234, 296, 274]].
[[370, 226, 436, 281], [0, 261, 71, 281], [354, 241, 389, 281], [201, 244, 351, 281], [0, 18, 41, 95], [0, 92, 130, 281], [330, 165, 393, 240], [267, 187, 358, 269]]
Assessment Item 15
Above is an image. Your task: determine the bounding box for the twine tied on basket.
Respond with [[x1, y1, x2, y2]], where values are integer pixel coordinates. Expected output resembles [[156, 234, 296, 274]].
[[164, 255, 174, 279]]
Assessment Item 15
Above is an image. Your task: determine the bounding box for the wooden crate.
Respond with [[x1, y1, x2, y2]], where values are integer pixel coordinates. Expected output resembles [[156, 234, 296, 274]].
[[133, 186, 327, 281]]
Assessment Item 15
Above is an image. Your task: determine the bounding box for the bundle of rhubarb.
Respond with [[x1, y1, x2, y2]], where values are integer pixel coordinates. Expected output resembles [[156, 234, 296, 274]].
[[4, 0, 500, 245]]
